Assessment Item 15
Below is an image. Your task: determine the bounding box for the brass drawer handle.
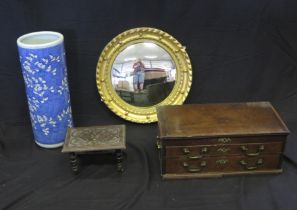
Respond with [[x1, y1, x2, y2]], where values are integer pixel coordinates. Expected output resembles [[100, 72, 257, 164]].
[[240, 159, 263, 170], [241, 145, 264, 157], [182, 147, 190, 154], [201, 147, 209, 154], [156, 137, 162, 149], [183, 161, 207, 173], [187, 155, 203, 160], [182, 147, 208, 155]]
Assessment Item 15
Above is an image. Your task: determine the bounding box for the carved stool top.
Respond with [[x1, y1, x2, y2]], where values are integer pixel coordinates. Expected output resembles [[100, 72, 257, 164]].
[[62, 125, 126, 153]]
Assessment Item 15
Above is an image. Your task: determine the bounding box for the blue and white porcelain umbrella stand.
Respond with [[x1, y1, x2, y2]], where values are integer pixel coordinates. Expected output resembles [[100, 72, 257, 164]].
[[17, 31, 73, 148]]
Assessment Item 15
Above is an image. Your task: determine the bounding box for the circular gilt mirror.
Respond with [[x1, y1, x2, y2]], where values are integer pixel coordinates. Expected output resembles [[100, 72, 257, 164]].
[[96, 27, 192, 123]]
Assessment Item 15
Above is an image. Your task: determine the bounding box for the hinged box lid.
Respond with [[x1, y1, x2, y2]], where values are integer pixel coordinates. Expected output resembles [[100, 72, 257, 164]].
[[157, 102, 289, 140]]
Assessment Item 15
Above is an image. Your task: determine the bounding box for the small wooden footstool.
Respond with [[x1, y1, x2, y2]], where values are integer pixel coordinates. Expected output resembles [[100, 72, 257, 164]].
[[62, 125, 126, 174]]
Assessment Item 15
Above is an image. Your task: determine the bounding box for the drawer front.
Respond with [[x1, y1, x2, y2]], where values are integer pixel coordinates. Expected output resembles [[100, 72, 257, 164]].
[[165, 155, 281, 174], [165, 142, 283, 157]]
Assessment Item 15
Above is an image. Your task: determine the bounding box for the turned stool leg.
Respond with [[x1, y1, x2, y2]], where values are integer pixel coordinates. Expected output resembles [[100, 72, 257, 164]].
[[69, 152, 80, 174], [115, 149, 124, 172]]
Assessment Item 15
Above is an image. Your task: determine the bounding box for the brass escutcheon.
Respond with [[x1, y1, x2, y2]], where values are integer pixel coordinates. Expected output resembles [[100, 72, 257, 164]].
[[218, 137, 232, 143], [216, 159, 229, 165], [217, 147, 230, 153]]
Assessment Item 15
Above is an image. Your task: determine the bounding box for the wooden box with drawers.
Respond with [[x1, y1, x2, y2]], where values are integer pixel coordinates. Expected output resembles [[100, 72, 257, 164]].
[[156, 102, 289, 179]]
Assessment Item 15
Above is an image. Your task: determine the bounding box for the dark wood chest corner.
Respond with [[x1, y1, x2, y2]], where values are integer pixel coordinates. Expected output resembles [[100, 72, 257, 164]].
[[156, 102, 290, 179]]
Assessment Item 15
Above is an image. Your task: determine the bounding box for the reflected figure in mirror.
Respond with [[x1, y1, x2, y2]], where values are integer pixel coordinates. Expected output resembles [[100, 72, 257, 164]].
[[133, 58, 145, 93]]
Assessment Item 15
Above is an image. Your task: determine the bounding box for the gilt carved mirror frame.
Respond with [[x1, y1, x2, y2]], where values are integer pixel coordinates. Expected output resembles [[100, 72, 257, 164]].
[[96, 27, 192, 123]]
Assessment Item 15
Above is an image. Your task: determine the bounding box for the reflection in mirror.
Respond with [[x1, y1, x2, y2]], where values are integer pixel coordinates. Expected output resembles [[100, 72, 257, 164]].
[[111, 42, 176, 106]]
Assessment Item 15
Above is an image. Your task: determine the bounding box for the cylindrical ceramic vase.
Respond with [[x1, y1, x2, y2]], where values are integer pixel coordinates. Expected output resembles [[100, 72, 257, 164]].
[[17, 31, 73, 148]]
